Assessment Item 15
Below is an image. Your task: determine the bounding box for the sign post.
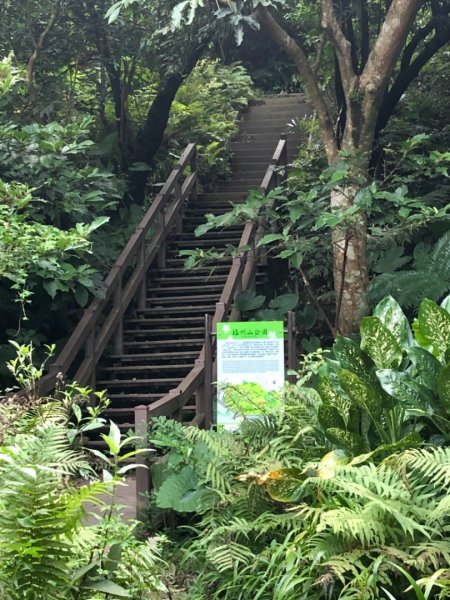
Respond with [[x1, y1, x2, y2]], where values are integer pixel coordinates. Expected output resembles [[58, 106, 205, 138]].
[[216, 321, 285, 429]]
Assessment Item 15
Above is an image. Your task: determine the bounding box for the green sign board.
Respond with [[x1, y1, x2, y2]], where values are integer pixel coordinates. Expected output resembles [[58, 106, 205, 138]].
[[216, 321, 285, 429], [217, 321, 284, 340]]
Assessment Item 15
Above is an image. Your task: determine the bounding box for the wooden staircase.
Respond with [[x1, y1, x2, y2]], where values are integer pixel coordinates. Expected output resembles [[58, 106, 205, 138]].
[[94, 94, 310, 433], [37, 94, 311, 514]]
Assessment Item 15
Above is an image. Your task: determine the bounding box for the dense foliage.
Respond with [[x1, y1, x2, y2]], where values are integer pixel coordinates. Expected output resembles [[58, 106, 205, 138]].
[[0, 344, 167, 599], [147, 296, 450, 599]]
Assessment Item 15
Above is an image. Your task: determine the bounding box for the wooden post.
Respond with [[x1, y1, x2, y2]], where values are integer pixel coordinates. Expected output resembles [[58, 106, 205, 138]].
[[157, 208, 166, 269], [204, 314, 213, 429], [134, 404, 149, 522], [138, 236, 146, 310], [84, 328, 96, 390], [113, 277, 123, 355], [287, 311, 297, 384], [190, 144, 197, 201]]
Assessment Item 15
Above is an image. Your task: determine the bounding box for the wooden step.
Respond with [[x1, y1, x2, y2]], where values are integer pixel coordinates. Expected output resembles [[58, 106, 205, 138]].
[[150, 284, 225, 294], [123, 338, 204, 347], [98, 377, 182, 387], [147, 295, 219, 305], [149, 265, 230, 274], [137, 305, 215, 314], [150, 275, 227, 285], [106, 393, 162, 403], [104, 364, 192, 373], [109, 351, 200, 361], [124, 327, 204, 336], [126, 315, 205, 324]]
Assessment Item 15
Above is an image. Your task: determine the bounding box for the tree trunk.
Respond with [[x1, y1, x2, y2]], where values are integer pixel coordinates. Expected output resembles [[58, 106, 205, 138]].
[[126, 43, 206, 206], [331, 187, 369, 334], [126, 73, 185, 206]]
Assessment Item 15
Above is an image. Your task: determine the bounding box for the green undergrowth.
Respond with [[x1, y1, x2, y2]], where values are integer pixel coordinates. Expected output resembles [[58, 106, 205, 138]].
[[0, 343, 168, 599], [147, 296, 450, 599]]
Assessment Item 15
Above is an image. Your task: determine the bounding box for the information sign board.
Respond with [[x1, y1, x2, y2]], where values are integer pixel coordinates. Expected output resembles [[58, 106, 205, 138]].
[[216, 321, 284, 429]]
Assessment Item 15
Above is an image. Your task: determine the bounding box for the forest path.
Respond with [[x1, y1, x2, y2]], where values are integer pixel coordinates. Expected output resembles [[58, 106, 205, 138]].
[[93, 94, 311, 518]]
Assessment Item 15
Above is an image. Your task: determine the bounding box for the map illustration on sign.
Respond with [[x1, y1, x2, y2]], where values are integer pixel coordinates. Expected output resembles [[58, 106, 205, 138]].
[[216, 321, 285, 429]]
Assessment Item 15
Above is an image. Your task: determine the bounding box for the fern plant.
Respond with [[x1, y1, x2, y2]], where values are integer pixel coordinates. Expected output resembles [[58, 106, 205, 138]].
[[153, 297, 450, 599], [0, 344, 167, 599], [368, 232, 450, 309]]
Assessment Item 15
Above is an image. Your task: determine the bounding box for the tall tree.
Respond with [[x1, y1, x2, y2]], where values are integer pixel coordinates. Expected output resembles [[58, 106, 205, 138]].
[[172, 0, 450, 333]]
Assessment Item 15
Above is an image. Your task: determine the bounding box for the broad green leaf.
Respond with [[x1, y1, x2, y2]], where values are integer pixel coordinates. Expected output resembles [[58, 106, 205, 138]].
[[74, 285, 89, 307], [103, 544, 122, 573], [82, 579, 130, 597], [156, 466, 216, 513], [87, 448, 112, 466], [256, 308, 280, 320], [297, 303, 317, 329], [105, 2, 122, 24], [268, 293, 298, 312], [373, 295, 412, 349], [418, 298, 450, 360], [333, 335, 372, 380], [437, 363, 450, 410], [360, 316, 403, 369], [257, 233, 285, 246], [317, 375, 347, 408], [317, 449, 348, 478], [265, 468, 304, 502], [440, 293, 450, 313], [43, 279, 58, 299], [339, 369, 383, 420], [101, 421, 121, 456], [171, 0, 190, 28], [407, 347, 441, 391], [235, 290, 265, 312], [325, 427, 366, 455], [376, 369, 435, 411], [318, 403, 345, 430]]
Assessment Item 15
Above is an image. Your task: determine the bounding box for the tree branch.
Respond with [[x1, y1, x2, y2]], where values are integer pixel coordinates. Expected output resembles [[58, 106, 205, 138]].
[[358, 0, 423, 152], [26, 0, 62, 89], [320, 0, 356, 90], [313, 34, 327, 73], [299, 267, 337, 337], [375, 18, 450, 136], [254, 5, 338, 162]]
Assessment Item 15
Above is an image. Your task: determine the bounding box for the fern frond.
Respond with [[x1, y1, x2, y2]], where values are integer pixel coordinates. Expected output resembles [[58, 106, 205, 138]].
[[430, 230, 450, 280], [402, 446, 450, 488], [207, 541, 255, 572]]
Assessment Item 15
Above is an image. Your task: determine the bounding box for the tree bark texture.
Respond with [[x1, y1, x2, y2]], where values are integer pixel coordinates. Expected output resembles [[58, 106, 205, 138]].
[[331, 187, 369, 334]]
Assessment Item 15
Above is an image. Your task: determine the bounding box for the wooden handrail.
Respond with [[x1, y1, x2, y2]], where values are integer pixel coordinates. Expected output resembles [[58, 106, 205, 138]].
[[139, 136, 287, 427], [38, 143, 197, 395], [134, 135, 288, 518]]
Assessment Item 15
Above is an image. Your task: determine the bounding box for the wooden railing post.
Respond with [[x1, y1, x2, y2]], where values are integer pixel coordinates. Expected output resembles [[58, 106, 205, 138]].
[[138, 235, 147, 311], [157, 208, 166, 269], [84, 327, 96, 390], [204, 314, 213, 429], [190, 144, 197, 201], [174, 170, 183, 235], [113, 277, 123, 355], [134, 405, 150, 522]]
